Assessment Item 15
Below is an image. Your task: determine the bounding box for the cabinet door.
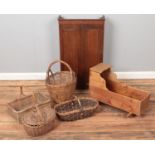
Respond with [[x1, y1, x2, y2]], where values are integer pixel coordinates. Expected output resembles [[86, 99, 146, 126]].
[[59, 24, 80, 80], [59, 19, 104, 89], [80, 24, 104, 88]]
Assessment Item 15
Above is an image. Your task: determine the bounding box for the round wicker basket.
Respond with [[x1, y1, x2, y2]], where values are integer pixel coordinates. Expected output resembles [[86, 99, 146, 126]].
[[22, 94, 56, 137], [46, 60, 76, 104]]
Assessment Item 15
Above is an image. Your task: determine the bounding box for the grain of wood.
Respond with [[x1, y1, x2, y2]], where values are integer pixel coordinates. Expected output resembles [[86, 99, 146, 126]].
[[0, 80, 155, 139], [89, 64, 150, 116]]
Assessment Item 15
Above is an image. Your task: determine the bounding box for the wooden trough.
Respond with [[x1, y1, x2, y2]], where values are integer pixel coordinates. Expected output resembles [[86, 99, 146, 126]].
[[89, 63, 151, 116]]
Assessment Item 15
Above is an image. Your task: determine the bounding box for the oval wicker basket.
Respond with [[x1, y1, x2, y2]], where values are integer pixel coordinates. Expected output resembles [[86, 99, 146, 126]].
[[54, 96, 99, 121], [22, 93, 56, 137], [46, 60, 76, 104]]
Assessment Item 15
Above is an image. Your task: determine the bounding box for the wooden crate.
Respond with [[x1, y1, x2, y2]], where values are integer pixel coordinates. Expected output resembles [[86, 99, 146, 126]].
[[89, 63, 151, 116]]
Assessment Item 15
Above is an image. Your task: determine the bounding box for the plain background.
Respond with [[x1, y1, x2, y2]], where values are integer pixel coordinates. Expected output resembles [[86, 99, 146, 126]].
[[0, 14, 155, 73]]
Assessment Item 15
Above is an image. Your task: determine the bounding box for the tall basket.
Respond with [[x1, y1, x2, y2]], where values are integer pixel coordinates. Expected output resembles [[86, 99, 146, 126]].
[[46, 60, 76, 104]]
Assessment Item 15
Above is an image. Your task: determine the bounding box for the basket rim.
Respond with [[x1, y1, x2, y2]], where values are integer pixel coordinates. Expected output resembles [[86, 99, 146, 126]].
[[54, 97, 99, 116], [23, 118, 55, 128], [46, 77, 76, 88], [56, 106, 98, 116], [7, 94, 51, 113], [58, 109, 96, 120], [55, 97, 98, 106], [46, 71, 76, 86], [22, 111, 56, 127]]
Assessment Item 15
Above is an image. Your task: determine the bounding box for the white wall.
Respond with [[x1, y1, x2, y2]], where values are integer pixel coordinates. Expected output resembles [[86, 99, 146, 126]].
[[0, 14, 155, 73], [104, 14, 155, 71]]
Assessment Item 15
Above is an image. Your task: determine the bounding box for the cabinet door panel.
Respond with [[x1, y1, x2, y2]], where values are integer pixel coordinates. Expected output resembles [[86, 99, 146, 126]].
[[60, 25, 80, 76], [81, 26, 103, 88]]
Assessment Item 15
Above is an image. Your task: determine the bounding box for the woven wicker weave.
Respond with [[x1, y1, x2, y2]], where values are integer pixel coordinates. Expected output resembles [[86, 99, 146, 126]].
[[22, 93, 56, 137], [54, 96, 99, 121], [8, 86, 51, 123], [46, 60, 76, 104]]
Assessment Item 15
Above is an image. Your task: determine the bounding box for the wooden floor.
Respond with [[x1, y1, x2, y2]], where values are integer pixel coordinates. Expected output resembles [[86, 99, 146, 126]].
[[0, 79, 155, 140]]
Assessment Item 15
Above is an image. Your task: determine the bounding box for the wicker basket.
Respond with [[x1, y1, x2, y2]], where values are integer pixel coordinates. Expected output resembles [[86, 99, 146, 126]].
[[8, 86, 51, 123], [46, 60, 76, 104], [54, 96, 99, 121], [22, 93, 56, 137]]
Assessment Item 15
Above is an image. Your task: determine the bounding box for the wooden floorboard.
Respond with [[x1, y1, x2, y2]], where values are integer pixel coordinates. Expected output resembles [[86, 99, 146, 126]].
[[0, 79, 155, 140]]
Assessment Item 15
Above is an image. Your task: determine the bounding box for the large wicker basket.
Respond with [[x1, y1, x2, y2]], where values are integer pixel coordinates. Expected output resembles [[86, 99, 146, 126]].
[[54, 96, 99, 121], [22, 93, 56, 137], [46, 60, 76, 104]]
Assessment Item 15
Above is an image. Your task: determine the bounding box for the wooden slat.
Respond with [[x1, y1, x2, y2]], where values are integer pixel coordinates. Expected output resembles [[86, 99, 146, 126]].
[[0, 130, 155, 140], [0, 80, 44, 86]]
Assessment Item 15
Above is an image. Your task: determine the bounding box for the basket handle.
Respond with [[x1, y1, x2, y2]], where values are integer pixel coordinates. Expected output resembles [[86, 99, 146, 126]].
[[18, 86, 25, 96], [32, 93, 44, 125], [74, 96, 83, 112], [46, 60, 73, 82], [16, 86, 25, 115]]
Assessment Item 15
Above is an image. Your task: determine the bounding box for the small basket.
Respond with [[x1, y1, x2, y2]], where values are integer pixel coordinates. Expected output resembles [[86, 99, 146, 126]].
[[54, 96, 99, 121], [46, 60, 76, 104], [22, 93, 56, 137], [8, 86, 51, 123]]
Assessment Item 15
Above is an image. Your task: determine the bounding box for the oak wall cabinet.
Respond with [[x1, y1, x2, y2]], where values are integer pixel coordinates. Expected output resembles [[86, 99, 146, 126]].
[[58, 16, 105, 89]]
